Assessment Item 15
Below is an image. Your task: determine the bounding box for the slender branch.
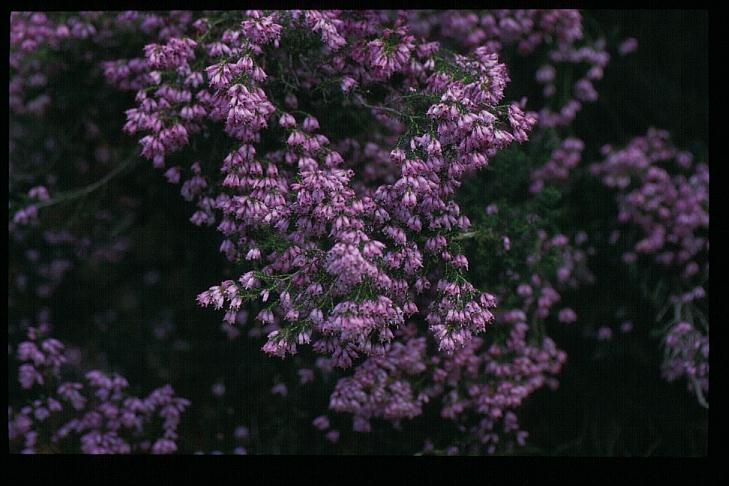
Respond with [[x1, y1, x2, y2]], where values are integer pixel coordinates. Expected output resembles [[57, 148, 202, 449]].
[[357, 100, 427, 123], [693, 378, 709, 410], [36, 154, 142, 210], [452, 231, 480, 241]]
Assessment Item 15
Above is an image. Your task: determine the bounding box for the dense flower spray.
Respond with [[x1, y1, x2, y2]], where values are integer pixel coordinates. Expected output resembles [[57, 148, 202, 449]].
[[116, 12, 538, 369], [8, 10, 707, 454]]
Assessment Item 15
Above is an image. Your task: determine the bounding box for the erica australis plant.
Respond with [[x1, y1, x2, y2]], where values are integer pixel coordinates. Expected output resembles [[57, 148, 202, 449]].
[[8, 10, 708, 455]]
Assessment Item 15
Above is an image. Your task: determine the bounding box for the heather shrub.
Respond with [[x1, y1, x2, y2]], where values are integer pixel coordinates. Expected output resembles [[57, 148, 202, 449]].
[[8, 10, 708, 455]]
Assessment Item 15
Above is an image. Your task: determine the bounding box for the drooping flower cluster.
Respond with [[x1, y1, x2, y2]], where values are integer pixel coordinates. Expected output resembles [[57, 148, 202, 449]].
[[10, 12, 196, 116], [117, 11, 536, 368], [9, 12, 93, 116], [536, 39, 610, 127]]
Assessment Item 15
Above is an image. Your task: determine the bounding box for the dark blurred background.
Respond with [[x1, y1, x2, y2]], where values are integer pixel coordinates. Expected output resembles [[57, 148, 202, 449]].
[[585, 10, 708, 150]]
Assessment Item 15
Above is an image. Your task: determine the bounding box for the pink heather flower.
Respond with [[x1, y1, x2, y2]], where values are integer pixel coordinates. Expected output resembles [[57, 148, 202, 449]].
[[536, 64, 556, 83], [597, 327, 613, 341], [234, 426, 250, 440], [271, 383, 288, 396], [28, 185, 50, 201], [558, 308, 577, 323], [151, 439, 178, 454], [340, 76, 357, 92], [10, 325, 188, 453], [325, 430, 340, 443], [279, 113, 296, 128], [574, 79, 598, 102], [313, 415, 330, 430], [240, 11, 283, 47], [298, 368, 315, 385], [508, 103, 537, 142], [592, 129, 707, 283], [164, 166, 181, 184], [19, 364, 43, 389], [211, 382, 226, 397], [618, 37, 638, 56], [302, 116, 320, 132]]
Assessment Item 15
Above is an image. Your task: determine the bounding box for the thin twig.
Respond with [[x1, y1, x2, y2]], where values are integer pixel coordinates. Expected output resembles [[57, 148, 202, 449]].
[[36, 154, 142, 210], [452, 231, 479, 241]]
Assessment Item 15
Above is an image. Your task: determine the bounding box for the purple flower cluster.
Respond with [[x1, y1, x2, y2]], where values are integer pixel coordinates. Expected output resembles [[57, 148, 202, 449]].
[[411, 10, 630, 129], [8, 326, 190, 454], [618, 37, 639, 56], [329, 326, 429, 428], [592, 129, 709, 280], [16, 325, 65, 390], [536, 39, 610, 127], [592, 129, 709, 404], [326, 226, 588, 448], [663, 321, 709, 400], [10, 12, 195, 116], [530, 138, 585, 193], [425, 10, 583, 55], [434, 316, 566, 422], [9, 12, 91, 116], [116, 11, 537, 370]]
